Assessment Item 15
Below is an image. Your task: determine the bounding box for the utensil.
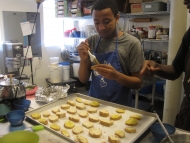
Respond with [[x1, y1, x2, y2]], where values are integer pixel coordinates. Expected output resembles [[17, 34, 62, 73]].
[[88, 50, 99, 65], [154, 112, 174, 143]]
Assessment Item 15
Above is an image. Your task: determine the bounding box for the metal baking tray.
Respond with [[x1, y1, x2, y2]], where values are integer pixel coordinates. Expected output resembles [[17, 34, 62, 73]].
[[25, 93, 156, 143]]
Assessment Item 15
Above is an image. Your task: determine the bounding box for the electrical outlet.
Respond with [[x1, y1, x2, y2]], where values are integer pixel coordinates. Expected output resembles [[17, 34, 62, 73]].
[[38, 57, 42, 60]]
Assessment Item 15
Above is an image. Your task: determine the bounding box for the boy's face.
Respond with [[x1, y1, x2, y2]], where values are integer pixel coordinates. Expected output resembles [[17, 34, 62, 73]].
[[92, 8, 119, 38], [184, 0, 190, 12]]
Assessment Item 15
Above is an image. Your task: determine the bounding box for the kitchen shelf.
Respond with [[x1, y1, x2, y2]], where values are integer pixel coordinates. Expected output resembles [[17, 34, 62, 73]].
[[141, 39, 169, 43], [122, 11, 170, 17], [62, 11, 170, 19]]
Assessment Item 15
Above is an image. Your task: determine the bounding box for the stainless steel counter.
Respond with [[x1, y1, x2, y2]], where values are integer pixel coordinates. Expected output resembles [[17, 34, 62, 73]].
[[1, 95, 190, 143]]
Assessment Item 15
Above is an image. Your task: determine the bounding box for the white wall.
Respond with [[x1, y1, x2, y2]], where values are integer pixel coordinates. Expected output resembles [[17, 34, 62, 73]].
[[0, 0, 63, 86]]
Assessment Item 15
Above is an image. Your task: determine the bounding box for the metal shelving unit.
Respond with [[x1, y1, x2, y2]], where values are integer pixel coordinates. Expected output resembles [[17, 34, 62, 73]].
[[62, 11, 170, 19], [121, 11, 170, 17], [141, 39, 169, 43]]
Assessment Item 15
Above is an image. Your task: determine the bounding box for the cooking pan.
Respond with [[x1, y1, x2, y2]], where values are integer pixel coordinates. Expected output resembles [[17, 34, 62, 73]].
[[161, 134, 190, 143]]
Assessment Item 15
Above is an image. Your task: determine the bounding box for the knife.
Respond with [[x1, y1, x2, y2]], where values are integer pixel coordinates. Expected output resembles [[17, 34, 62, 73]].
[[88, 50, 99, 65]]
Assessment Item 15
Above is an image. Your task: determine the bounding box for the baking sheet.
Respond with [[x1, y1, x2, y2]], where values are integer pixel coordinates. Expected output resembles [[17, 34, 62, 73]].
[[25, 93, 156, 143]]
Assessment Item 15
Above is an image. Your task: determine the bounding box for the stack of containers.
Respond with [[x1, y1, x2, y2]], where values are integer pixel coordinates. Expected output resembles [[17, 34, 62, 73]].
[[49, 57, 62, 83], [59, 62, 70, 81], [129, 0, 153, 13]]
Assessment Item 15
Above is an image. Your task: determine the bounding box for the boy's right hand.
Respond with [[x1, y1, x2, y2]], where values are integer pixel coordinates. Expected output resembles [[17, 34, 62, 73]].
[[140, 60, 160, 77], [77, 40, 90, 61]]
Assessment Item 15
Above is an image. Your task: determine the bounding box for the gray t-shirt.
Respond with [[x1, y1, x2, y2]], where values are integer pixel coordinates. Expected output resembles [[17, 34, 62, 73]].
[[87, 32, 144, 76]]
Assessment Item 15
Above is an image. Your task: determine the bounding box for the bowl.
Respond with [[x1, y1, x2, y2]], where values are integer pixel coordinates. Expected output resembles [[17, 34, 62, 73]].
[[150, 123, 176, 142], [26, 86, 38, 96], [6, 110, 25, 126], [13, 99, 31, 111], [0, 130, 39, 143], [161, 134, 190, 143]]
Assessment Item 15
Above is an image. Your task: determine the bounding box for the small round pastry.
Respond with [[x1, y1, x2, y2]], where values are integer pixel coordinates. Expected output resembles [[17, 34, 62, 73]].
[[75, 97, 83, 103], [110, 114, 122, 120], [114, 130, 125, 138], [64, 120, 75, 129], [67, 100, 75, 106], [90, 101, 99, 107], [52, 107, 60, 114], [67, 108, 77, 114], [61, 129, 70, 137], [61, 104, 70, 110], [89, 115, 99, 122], [99, 119, 114, 127], [99, 109, 109, 117], [125, 118, 138, 126], [116, 108, 125, 113], [48, 115, 59, 123], [78, 111, 88, 118], [108, 135, 121, 143], [83, 99, 91, 105], [42, 111, 50, 117], [38, 118, 48, 125], [87, 107, 97, 113], [56, 112, 66, 118], [69, 115, 80, 122], [76, 102, 86, 110], [31, 113, 41, 120], [89, 128, 102, 138], [50, 123, 60, 131], [72, 126, 84, 134], [124, 127, 136, 133], [82, 121, 94, 128], [74, 135, 88, 143], [130, 114, 142, 120]]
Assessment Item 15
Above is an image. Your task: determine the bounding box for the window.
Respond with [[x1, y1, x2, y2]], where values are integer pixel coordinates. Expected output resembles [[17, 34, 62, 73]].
[[43, 0, 63, 47]]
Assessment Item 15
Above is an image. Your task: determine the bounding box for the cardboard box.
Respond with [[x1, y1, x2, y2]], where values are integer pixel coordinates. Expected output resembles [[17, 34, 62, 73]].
[[130, 3, 142, 13], [129, 0, 152, 4]]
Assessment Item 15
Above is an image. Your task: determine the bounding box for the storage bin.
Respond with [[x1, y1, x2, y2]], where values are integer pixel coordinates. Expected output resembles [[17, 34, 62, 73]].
[[131, 3, 142, 13], [156, 80, 166, 96], [142, 2, 167, 12]]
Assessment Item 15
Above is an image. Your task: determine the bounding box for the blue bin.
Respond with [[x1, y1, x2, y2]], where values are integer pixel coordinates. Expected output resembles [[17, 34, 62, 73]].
[[156, 80, 166, 96]]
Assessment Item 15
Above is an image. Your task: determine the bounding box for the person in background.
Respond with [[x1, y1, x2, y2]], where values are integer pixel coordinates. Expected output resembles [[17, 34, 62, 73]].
[[77, 0, 144, 107], [140, 0, 190, 131]]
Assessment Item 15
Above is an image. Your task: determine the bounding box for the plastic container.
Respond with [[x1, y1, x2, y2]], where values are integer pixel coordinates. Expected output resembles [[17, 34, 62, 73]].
[[6, 110, 25, 126], [49, 65, 63, 83], [59, 62, 70, 81], [0, 130, 39, 143], [156, 80, 166, 96], [13, 99, 31, 111], [142, 2, 167, 12], [49, 57, 59, 67], [72, 63, 80, 77], [150, 123, 176, 142]]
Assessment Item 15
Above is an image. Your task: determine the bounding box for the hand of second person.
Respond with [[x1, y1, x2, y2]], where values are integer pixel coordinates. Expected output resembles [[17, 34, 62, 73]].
[[91, 64, 119, 80], [140, 60, 160, 77], [77, 40, 90, 61]]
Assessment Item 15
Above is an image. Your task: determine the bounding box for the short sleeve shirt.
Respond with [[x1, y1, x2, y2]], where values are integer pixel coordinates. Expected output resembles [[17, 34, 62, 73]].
[[87, 32, 144, 76], [172, 27, 190, 75]]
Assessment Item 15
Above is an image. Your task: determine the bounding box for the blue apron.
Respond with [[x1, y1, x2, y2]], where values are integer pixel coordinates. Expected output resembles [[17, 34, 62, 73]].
[[88, 35, 132, 106]]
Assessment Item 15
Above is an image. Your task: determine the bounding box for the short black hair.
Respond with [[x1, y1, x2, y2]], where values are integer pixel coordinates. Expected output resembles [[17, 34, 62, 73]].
[[91, 0, 118, 17]]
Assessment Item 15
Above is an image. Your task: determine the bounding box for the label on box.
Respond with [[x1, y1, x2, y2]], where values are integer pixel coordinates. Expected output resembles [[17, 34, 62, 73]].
[[132, 4, 142, 8], [145, 5, 151, 8]]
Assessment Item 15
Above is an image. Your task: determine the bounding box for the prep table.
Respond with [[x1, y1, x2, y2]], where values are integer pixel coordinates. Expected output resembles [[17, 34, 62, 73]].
[[0, 94, 190, 143]]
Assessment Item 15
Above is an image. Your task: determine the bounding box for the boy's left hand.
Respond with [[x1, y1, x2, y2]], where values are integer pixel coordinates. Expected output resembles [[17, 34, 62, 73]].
[[91, 64, 119, 80]]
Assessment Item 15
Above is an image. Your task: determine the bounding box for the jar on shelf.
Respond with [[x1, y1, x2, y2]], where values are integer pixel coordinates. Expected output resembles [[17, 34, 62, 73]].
[[156, 28, 163, 39], [148, 25, 156, 39]]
